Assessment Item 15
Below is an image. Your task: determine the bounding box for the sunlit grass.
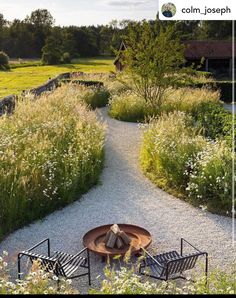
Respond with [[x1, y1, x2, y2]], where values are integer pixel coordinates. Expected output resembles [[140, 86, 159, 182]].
[[0, 57, 115, 97]]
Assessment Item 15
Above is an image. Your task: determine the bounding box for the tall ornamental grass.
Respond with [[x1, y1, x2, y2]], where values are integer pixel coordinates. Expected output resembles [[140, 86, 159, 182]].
[[0, 86, 105, 239], [108, 91, 150, 122], [161, 87, 220, 115], [104, 78, 131, 96], [108, 87, 220, 123]]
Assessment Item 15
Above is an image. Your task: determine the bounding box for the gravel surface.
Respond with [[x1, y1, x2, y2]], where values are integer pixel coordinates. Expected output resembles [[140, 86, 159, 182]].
[[0, 107, 235, 293], [224, 103, 235, 113]]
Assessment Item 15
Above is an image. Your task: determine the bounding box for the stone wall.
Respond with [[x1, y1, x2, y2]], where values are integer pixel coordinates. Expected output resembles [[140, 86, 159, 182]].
[[0, 94, 16, 116], [0, 72, 72, 116], [0, 72, 109, 117], [27, 72, 71, 97]]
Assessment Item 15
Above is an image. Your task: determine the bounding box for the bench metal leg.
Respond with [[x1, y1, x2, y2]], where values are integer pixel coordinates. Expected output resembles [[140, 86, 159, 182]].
[[87, 249, 91, 286], [18, 254, 22, 280], [205, 253, 208, 286]]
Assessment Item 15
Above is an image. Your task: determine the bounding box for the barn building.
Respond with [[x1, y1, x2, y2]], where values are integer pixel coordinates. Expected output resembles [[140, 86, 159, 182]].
[[184, 40, 233, 77], [114, 40, 234, 77]]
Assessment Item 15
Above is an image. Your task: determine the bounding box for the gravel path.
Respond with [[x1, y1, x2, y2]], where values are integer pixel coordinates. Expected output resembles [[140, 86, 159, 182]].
[[224, 103, 235, 113], [0, 107, 235, 293]]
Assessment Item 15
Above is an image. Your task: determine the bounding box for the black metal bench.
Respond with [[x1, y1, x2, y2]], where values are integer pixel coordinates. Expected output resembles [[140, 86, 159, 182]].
[[139, 238, 208, 283], [18, 238, 91, 285]]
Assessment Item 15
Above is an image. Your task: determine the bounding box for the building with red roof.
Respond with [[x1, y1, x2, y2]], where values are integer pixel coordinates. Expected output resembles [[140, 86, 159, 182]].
[[184, 40, 233, 76], [114, 40, 234, 77]]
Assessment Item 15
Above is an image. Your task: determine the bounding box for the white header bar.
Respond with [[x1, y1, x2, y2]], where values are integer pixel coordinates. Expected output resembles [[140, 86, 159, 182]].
[[159, 0, 236, 20]]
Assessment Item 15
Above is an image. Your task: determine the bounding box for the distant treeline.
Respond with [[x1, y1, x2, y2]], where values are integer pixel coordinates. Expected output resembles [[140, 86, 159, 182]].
[[0, 9, 232, 59]]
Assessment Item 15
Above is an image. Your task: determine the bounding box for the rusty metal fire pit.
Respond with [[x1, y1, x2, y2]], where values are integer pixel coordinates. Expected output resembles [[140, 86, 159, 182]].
[[83, 224, 152, 258]]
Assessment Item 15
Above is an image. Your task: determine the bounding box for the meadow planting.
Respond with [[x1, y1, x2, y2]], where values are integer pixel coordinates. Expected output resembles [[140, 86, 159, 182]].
[[78, 85, 110, 109], [0, 85, 105, 240], [140, 112, 233, 215], [90, 261, 235, 295], [186, 140, 232, 214], [0, 251, 234, 295], [109, 91, 149, 122], [140, 112, 207, 194], [0, 252, 76, 294], [108, 87, 220, 123], [106, 76, 232, 215]]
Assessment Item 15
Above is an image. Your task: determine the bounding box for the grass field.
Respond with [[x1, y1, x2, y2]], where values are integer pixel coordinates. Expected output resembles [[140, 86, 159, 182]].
[[0, 57, 115, 98]]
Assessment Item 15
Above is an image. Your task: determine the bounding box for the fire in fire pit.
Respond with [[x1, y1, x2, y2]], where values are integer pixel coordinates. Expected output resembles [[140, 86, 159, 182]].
[[104, 224, 131, 249]]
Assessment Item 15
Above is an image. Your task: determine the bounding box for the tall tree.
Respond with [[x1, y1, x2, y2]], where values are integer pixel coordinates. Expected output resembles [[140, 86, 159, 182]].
[[25, 9, 55, 55], [196, 21, 232, 40], [0, 14, 7, 49]]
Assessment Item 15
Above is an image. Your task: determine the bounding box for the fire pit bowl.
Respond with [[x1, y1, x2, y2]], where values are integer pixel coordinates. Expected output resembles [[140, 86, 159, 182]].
[[83, 224, 152, 257]]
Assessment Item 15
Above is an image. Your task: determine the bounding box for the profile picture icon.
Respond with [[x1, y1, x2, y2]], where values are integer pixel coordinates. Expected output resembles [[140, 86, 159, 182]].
[[161, 2, 176, 18]]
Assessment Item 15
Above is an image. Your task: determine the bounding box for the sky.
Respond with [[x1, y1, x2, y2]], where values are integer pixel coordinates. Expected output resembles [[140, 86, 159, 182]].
[[0, 0, 158, 26]]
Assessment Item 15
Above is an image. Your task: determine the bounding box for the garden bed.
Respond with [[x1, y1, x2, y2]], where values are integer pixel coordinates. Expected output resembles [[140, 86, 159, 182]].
[[0, 85, 105, 240]]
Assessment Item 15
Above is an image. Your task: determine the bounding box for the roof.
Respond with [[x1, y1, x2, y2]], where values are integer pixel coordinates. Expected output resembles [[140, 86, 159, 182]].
[[184, 40, 234, 59], [114, 41, 127, 64], [114, 40, 234, 65]]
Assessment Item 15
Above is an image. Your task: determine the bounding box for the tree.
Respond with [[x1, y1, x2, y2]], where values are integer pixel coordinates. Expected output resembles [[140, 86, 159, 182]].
[[25, 9, 55, 55], [0, 14, 7, 49], [0, 51, 10, 70], [41, 35, 62, 65], [119, 20, 191, 109], [174, 21, 200, 40], [27, 9, 54, 28], [196, 21, 232, 40]]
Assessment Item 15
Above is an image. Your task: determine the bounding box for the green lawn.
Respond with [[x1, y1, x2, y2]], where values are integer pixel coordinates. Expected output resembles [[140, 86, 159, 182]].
[[0, 57, 115, 98]]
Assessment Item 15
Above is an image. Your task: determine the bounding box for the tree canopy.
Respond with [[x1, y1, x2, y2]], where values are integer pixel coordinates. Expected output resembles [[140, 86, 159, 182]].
[[0, 9, 232, 60]]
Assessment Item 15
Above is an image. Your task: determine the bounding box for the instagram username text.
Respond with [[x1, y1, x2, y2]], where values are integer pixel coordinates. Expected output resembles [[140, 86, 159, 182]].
[[182, 6, 231, 16]]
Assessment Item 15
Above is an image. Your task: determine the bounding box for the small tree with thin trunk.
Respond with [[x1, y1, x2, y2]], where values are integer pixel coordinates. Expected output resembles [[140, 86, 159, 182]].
[[118, 20, 192, 109]]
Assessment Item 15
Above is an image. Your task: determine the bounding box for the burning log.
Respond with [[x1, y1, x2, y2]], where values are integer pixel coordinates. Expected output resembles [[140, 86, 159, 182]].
[[105, 224, 131, 249]]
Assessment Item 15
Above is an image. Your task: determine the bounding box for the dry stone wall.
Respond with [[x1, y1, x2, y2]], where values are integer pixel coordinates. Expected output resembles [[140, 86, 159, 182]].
[[0, 72, 105, 116]]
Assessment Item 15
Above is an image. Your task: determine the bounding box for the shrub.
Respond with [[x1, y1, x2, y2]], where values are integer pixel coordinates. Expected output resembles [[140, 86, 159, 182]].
[[186, 140, 233, 215], [90, 262, 235, 295], [196, 71, 213, 79], [42, 50, 61, 65], [0, 86, 105, 240], [62, 52, 71, 64], [79, 85, 110, 109], [140, 112, 207, 192], [41, 37, 62, 65], [0, 51, 10, 70], [0, 252, 77, 294], [191, 101, 232, 147]]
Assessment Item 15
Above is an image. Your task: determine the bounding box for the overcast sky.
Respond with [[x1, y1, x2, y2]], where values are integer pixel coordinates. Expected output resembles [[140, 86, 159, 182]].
[[0, 0, 158, 26]]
